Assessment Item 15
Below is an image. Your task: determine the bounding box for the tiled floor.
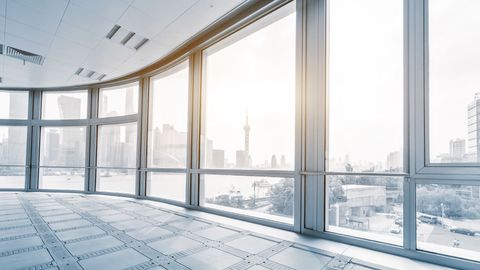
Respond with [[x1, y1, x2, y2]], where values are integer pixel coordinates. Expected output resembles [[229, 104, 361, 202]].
[[0, 192, 448, 270]]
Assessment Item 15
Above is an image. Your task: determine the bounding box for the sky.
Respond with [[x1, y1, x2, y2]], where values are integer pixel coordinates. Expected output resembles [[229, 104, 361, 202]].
[[428, 0, 480, 160], [328, 0, 403, 169]]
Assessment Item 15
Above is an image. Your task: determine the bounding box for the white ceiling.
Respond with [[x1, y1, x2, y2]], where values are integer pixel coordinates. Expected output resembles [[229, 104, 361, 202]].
[[0, 0, 246, 88]]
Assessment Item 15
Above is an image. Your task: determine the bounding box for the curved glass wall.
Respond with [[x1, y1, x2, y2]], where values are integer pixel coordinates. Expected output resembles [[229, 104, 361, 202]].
[[0, 1, 478, 268]]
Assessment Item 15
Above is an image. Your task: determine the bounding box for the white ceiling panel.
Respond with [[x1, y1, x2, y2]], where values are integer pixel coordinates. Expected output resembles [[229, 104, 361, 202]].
[[56, 21, 104, 49], [62, 3, 115, 37], [6, 0, 67, 34], [0, 0, 6, 17], [0, 0, 245, 87], [5, 19, 54, 47], [47, 37, 91, 66], [71, 0, 133, 22], [81, 39, 135, 73]]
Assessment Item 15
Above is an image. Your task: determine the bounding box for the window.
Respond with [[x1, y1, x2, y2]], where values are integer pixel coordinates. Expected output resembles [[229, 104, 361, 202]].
[[147, 61, 189, 168], [0, 90, 29, 120], [146, 61, 189, 202], [0, 90, 29, 189], [326, 175, 403, 245], [39, 127, 86, 190], [0, 126, 28, 189], [96, 123, 137, 194], [99, 83, 139, 118], [41, 91, 88, 119], [200, 175, 294, 224], [147, 173, 186, 202], [417, 184, 480, 261], [200, 3, 296, 170], [428, 1, 480, 163], [326, 0, 404, 173]]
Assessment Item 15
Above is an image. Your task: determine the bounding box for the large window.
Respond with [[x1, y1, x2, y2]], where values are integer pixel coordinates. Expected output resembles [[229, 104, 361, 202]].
[[325, 0, 404, 245], [41, 91, 88, 120], [0, 126, 28, 189], [417, 184, 480, 261], [99, 83, 138, 118], [39, 127, 86, 190], [428, 1, 480, 163], [0, 90, 29, 120], [39, 90, 88, 190], [96, 83, 139, 194], [200, 4, 296, 171], [96, 123, 137, 194], [0, 90, 29, 189], [146, 61, 189, 202], [199, 2, 296, 223], [201, 175, 294, 223], [326, 175, 403, 245]]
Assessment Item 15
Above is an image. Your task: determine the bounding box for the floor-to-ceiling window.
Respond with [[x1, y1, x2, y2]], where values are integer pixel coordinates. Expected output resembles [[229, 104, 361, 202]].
[[38, 90, 88, 190], [95, 82, 139, 194], [146, 60, 189, 202], [198, 2, 296, 224], [325, 0, 404, 245], [418, 0, 480, 261], [0, 90, 29, 189]]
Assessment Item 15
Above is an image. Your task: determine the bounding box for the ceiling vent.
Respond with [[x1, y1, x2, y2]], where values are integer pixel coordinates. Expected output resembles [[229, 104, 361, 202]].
[[106, 24, 149, 50], [74, 67, 106, 81], [5, 46, 44, 65]]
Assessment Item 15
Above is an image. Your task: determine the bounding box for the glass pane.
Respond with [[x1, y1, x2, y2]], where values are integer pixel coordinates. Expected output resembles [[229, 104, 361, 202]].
[[326, 175, 404, 245], [148, 62, 189, 168], [0, 126, 27, 166], [96, 169, 136, 194], [39, 168, 85, 190], [0, 90, 29, 119], [201, 3, 295, 170], [417, 184, 480, 261], [0, 167, 25, 188], [327, 0, 403, 172], [147, 172, 186, 202], [42, 90, 88, 119], [97, 123, 137, 168], [429, 1, 480, 163], [200, 175, 294, 224], [40, 127, 86, 167], [98, 83, 138, 117]]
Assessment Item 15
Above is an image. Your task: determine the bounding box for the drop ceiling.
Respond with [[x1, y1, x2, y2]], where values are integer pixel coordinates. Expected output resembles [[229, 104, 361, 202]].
[[0, 0, 246, 88]]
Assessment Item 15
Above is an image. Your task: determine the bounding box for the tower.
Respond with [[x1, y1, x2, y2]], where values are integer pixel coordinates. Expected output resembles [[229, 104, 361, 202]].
[[243, 111, 250, 153]]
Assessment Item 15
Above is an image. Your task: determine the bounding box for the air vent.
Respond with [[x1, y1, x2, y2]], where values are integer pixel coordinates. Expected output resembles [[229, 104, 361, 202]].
[[5, 46, 44, 65], [74, 67, 106, 81], [106, 24, 150, 50]]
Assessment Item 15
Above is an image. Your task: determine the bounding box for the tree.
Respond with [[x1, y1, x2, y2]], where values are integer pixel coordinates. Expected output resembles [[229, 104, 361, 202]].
[[268, 178, 294, 216]]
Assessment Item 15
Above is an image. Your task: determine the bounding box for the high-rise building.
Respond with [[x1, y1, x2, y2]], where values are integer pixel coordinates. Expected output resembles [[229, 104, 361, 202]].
[[7, 94, 27, 165], [386, 151, 402, 171], [449, 138, 466, 162], [236, 112, 252, 168], [468, 93, 480, 162]]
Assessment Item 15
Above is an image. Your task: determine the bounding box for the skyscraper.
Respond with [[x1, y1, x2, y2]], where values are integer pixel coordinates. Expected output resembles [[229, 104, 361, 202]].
[[236, 111, 252, 168], [468, 93, 480, 162]]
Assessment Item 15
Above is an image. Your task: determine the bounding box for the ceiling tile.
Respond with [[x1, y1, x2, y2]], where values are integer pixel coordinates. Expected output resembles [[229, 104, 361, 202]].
[[56, 21, 104, 49], [118, 0, 196, 39], [62, 3, 115, 38], [46, 37, 91, 66], [81, 39, 135, 73], [5, 19, 54, 47], [6, 0, 68, 34], [130, 0, 196, 26], [71, 0, 133, 22]]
